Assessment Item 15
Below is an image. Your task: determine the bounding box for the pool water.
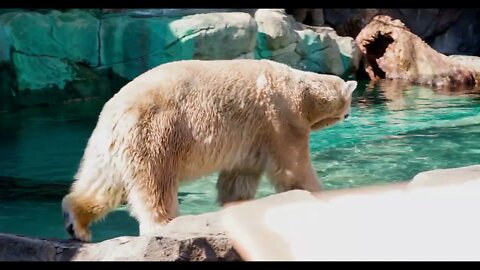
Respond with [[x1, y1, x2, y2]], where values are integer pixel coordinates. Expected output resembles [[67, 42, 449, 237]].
[[1, 79, 479, 242]]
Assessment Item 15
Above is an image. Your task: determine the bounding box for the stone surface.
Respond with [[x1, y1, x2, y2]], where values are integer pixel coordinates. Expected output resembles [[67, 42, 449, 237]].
[[0, 233, 239, 261], [8, 10, 99, 66], [408, 165, 480, 188], [255, 9, 299, 52], [0, 12, 20, 63], [0, 9, 361, 111], [223, 176, 480, 260], [0, 190, 320, 261], [449, 55, 480, 72], [0, 10, 109, 108], [101, 12, 257, 80], [355, 15, 478, 86], [12, 52, 74, 91], [0, 234, 64, 261], [295, 26, 361, 77], [254, 9, 361, 78], [0, 190, 316, 261], [100, 9, 257, 18], [0, 211, 241, 261], [0, 12, 20, 111]]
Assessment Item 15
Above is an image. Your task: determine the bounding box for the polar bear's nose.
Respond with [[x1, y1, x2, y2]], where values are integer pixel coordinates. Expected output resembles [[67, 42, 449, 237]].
[[67, 223, 75, 237], [344, 113, 350, 119]]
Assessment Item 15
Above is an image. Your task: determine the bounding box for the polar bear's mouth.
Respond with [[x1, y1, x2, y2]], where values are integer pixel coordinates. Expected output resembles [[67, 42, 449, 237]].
[[363, 31, 394, 79], [311, 117, 342, 130]]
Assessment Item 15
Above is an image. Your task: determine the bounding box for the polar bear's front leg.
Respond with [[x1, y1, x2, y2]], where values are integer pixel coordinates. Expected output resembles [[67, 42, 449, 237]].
[[266, 134, 322, 193]]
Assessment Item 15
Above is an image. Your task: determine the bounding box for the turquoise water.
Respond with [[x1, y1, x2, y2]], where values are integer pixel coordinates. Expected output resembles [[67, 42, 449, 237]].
[[1, 79, 479, 242]]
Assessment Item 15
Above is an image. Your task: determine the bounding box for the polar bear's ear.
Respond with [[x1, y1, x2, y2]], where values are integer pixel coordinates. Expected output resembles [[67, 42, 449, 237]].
[[343, 80, 358, 97]]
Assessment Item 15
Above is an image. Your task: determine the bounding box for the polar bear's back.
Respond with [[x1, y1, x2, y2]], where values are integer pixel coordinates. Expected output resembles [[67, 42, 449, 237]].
[[95, 60, 299, 179], [118, 60, 294, 98], [103, 59, 297, 132]]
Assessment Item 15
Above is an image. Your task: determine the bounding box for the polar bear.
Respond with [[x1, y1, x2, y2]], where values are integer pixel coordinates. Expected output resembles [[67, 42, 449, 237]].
[[61, 59, 357, 242]]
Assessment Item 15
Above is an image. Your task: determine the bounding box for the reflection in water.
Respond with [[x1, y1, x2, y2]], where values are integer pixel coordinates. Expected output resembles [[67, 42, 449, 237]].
[[359, 79, 480, 110], [0, 80, 479, 241]]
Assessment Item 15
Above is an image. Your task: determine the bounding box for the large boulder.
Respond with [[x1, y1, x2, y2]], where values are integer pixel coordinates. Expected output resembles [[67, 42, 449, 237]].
[[0, 10, 110, 108], [8, 10, 99, 66], [255, 9, 299, 52], [254, 9, 361, 78], [295, 26, 361, 77], [100, 12, 257, 80], [355, 15, 479, 86]]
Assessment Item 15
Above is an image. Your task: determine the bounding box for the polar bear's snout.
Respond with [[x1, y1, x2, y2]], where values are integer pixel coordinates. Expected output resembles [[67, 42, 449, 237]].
[[63, 210, 75, 238]]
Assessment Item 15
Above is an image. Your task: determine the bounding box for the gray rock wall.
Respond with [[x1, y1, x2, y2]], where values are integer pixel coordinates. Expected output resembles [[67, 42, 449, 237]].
[[0, 9, 360, 112]]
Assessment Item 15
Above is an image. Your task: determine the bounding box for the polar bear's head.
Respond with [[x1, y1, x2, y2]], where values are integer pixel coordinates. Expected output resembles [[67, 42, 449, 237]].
[[301, 75, 357, 131]]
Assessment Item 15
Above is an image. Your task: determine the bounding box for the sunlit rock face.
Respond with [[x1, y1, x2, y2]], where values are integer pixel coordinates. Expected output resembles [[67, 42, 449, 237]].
[[356, 15, 478, 87], [0, 9, 360, 112]]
